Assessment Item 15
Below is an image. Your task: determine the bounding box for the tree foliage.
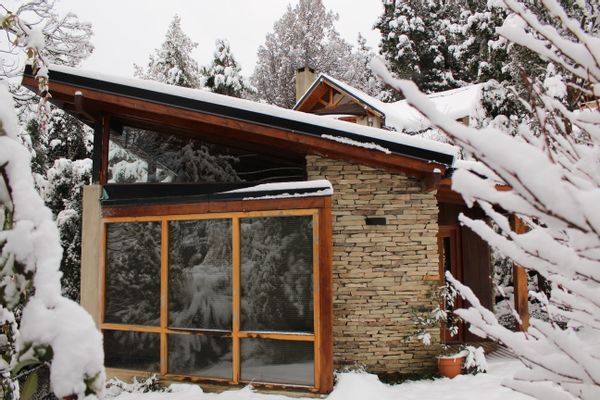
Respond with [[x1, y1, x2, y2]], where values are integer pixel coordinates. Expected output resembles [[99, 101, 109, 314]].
[[0, 4, 104, 399], [251, 0, 375, 108], [134, 14, 201, 88], [201, 38, 253, 98], [373, 0, 600, 398]]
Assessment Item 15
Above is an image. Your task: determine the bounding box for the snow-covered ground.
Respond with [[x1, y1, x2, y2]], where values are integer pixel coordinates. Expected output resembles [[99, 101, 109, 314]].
[[108, 358, 532, 400]]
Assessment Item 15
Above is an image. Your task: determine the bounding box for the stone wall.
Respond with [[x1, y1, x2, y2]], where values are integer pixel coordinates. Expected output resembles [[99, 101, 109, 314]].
[[306, 155, 440, 374]]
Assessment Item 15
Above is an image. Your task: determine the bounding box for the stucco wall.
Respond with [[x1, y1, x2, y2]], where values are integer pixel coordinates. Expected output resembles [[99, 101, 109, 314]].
[[306, 155, 440, 374]]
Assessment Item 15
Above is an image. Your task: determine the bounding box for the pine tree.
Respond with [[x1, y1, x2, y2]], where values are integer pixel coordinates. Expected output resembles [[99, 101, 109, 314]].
[[347, 34, 386, 99], [202, 39, 253, 98], [134, 15, 201, 88], [251, 0, 372, 108], [376, 0, 460, 94]]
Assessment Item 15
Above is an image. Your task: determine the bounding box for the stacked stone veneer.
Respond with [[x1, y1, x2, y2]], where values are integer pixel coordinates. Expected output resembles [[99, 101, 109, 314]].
[[306, 155, 440, 373]]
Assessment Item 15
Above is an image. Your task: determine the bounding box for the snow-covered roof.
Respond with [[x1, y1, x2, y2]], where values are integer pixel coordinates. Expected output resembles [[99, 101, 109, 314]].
[[296, 73, 482, 134], [30, 64, 457, 167]]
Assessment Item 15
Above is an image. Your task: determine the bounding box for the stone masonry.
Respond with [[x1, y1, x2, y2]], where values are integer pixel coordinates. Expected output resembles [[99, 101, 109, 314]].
[[306, 155, 440, 374]]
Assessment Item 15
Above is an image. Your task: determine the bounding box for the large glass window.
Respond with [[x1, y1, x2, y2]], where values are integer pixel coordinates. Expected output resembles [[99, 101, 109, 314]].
[[107, 126, 305, 184], [102, 211, 319, 388]]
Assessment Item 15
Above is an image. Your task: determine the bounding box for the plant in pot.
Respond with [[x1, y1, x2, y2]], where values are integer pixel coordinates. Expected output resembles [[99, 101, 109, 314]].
[[406, 282, 472, 378]]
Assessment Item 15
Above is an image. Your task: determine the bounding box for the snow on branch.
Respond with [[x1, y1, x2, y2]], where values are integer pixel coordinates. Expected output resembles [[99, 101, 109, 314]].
[[372, 1, 600, 399]]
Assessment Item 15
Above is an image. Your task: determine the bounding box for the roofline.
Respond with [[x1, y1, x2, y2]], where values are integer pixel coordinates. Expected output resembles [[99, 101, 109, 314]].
[[23, 65, 454, 167], [293, 74, 385, 118]]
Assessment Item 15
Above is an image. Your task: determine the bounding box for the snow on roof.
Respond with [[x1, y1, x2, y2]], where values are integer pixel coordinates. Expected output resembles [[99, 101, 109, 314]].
[[306, 73, 482, 134], [41, 64, 457, 163], [221, 179, 333, 200]]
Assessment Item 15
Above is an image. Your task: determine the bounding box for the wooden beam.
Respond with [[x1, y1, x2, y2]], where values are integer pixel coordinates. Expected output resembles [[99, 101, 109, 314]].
[[101, 196, 330, 218], [74, 91, 99, 123], [424, 168, 442, 192], [512, 215, 529, 331], [99, 114, 110, 185]]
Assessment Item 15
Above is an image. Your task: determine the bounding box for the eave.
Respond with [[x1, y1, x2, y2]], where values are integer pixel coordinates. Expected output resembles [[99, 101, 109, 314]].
[[22, 66, 453, 180]]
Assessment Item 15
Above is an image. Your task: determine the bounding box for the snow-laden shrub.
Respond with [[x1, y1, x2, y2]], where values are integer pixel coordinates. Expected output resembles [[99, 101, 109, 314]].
[[373, 0, 600, 398]]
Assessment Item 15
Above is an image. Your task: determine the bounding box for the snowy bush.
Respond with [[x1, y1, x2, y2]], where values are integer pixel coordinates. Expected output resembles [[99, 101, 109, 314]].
[[372, 0, 600, 399], [1, 5, 104, 399]]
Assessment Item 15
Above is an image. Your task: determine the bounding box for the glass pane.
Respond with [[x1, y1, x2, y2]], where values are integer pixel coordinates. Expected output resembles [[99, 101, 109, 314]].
[[241, 339, 314, 386], [169, 219, 232, 330], [104, 330, 160, 371], [241, 216, 313, 333], [108, 126, 242, 183], [105, 222, 161, 325], [168, 334, 232, 379]]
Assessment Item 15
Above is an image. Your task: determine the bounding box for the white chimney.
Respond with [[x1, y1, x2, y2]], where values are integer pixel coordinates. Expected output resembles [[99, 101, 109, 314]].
[[295, 66, 316, 103]]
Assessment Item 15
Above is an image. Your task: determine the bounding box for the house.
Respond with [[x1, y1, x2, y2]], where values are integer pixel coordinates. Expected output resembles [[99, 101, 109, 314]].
[[293, 67, 482, 134], [21, 65, 520, 394]]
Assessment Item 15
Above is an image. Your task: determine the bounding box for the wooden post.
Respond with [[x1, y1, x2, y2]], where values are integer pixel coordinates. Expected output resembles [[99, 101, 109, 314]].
[[99, 114, 110, 185], [512, 216, 529, 331]]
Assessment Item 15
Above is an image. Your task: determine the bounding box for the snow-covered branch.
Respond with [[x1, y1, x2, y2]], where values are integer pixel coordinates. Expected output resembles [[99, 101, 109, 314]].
[[372, 1, 600, 399]]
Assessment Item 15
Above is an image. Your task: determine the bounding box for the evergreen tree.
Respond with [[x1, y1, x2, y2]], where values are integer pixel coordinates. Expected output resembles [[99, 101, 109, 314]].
[[251, 0, 372, 108], [376, 0, 460, 94], [23, 107, 93, 301], [348, 34, 386, 99], [202, 39, 253, 98], [134, 15, 201, 88]]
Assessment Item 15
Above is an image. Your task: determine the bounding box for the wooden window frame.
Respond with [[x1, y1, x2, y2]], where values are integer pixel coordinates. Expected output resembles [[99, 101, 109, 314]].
[[99, 199, 333, 393]]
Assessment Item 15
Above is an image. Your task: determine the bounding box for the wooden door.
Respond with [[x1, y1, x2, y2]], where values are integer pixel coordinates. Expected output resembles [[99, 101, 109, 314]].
[[437, 225, 464, 342]]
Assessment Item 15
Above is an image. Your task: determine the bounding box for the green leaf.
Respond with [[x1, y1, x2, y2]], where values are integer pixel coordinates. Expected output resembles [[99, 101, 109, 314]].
[[20, 371, 39, 400], [11, 359, 39, 377]]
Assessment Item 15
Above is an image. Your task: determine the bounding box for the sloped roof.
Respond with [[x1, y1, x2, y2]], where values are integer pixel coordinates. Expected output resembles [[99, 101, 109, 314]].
[[295, 73, 482, 134], [22, 64, 458, 177]]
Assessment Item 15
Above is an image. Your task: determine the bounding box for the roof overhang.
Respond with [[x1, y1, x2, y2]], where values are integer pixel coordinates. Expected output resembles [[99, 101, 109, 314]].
[[22, 65, 454, 179]]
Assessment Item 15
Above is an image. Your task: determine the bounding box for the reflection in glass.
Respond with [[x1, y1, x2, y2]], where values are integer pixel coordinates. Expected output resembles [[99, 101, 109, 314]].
[[108, 126, 241, 184], [241, 339, 314, 386], [241, 216, 313, 333], [169, 219, 232, 330], [105, 222, 161, 325], [168, 334, 232, 379], [104, 330, 160, 371]]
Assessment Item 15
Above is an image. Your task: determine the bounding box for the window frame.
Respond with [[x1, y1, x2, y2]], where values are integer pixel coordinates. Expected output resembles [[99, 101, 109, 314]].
[[100, 201, 332, 392]]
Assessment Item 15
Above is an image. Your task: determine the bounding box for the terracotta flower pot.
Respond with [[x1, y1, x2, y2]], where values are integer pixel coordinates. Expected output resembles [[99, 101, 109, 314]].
[[437, 355, 465, 378]]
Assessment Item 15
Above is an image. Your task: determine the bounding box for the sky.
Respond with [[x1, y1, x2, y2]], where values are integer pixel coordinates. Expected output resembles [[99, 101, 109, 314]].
[[51, 0, 384, 78]]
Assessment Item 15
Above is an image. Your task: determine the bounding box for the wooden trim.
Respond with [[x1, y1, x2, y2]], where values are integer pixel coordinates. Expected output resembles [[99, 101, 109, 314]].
[[312, 212, 321, 390], [317, 199, 333, 392], [99, 223, 107, 326], [101, 324, 161, 333], [160, 220, 169, 375], [102, 196, 330, 218], [103, 207, 320, 223], [231, 217, 241, 384], [237, 332, 314, 341], [512, 216, 529, 331], [100, 114, 110, 185]]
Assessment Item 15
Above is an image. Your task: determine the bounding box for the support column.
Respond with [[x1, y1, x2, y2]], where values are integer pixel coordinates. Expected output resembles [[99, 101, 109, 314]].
[[512, 216, 529, 331], [80, 185, 103, 326]]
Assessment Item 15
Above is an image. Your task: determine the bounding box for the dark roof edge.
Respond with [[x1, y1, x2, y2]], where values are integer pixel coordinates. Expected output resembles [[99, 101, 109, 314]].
[[24, 65, 454, 166], [101, 183, 332, 207]]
